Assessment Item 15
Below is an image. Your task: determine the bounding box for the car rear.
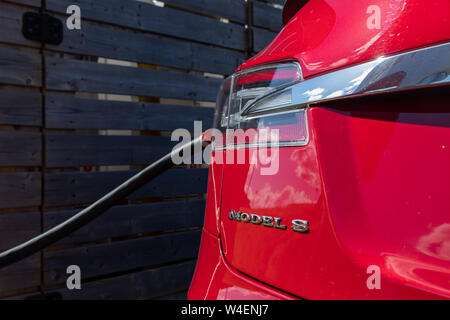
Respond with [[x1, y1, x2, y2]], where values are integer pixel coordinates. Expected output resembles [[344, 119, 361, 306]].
[[189, 0, 450, 299]]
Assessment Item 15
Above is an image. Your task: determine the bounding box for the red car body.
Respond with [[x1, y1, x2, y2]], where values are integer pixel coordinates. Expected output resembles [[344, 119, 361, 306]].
[[188, 0, 450, 299]]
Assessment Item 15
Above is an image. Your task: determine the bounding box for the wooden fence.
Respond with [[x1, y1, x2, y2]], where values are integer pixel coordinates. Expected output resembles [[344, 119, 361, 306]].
[[0, 0, 283, 299]]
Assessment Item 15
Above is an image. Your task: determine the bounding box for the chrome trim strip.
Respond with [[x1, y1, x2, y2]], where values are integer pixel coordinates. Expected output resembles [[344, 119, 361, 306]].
[[244, 42, 450, 117]]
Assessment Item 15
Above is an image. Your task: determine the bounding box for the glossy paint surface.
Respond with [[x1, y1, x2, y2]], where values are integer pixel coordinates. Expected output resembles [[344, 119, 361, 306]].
[[219, 108, 328, 297], [306, 90, 450, 298], [192, 89, 450, 299], [241, 0, 450, 78], [203, 150, 224, 236], [188, 229, 294, 300]]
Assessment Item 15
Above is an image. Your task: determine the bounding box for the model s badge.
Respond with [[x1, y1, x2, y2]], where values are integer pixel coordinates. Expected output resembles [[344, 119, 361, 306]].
[[228, 210, 309, 233]]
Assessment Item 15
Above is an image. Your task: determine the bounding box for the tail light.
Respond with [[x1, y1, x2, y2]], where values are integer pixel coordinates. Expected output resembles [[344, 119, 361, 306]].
[[213, 62, 308, 149]]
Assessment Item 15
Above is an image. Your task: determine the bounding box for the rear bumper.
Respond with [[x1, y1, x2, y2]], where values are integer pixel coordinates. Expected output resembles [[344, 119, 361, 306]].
[[188, 229, 296, 300]]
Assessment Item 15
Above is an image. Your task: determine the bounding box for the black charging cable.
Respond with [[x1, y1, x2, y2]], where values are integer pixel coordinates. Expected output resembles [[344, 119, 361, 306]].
[[0, 136, 208, 269]]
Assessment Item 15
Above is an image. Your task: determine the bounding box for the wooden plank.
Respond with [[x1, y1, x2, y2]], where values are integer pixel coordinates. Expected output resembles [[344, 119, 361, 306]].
[[2, 290, 44, 300], [262, 0, 286, 6], [46, 56, 222, 102], [253, 0, 283, 31], [4, 0, 41, 7], [162, 0, 247, 23], [45, 134, 175, 167], [46, 0, 247, 50], [253, 27, 277, 52], [0, 172, 41, 209], [0, 212, 41, 251], [0, 88, 41, 126], [44, 199, 206, 244], [0, 212, 41, 292], [0, 2, 41, 47], [45, 168, 208, 207], [45, 92, 213, 131], [0, 131, 41, 166], [48, 261, 196, 300], [46, 18, 244, 75], [44, 230, 201, 284], [154, 291, 187, 300], [0, 254, 40, 293], [0, 45, 41, 87]]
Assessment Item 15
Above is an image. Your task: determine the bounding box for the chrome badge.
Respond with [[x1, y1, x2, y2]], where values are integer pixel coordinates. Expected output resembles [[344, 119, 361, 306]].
[[228, 210, 309, 233]]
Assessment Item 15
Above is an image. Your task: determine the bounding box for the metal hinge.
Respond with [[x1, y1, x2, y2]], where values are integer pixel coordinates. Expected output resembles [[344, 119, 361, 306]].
[[22, 12, 63, 45]]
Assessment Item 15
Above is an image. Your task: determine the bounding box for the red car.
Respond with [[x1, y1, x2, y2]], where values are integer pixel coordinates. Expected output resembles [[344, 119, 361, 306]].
[[188, 0, 450, 299]]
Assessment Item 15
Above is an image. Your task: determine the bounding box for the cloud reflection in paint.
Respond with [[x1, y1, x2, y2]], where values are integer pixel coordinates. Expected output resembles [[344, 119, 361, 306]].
[[416, 223, 450, 261], [244, 148, 321, 209]]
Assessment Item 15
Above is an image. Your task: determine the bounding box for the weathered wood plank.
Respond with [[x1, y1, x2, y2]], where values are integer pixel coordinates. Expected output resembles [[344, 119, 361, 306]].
[[45, 168, 208, 207], [154, 291, 188, 300], [0, 254, 40, 293], [263, 0, 286, 6], [49, 261, 196, 300], [44, 199, 205, 244], [0, 131, 41, 166], [4, 0, 41, 7], [0, 172, 41, 209], [253, 27, 277, 52], [253, 0, 283, 31], [0, 2, 41, 47], [46, 0, 247, 50], [163, 0, 247, 23], [46, 17, 244, 75], [0, 212, 41, 292], [0, 45, 41, 87], [45, 93, 213, 131], [45, 134, 175, 167], [0, 88, 41, 126], [46, 56, 222, 102], [0, 212, 41, 251], [44, 230, 201, 284]]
